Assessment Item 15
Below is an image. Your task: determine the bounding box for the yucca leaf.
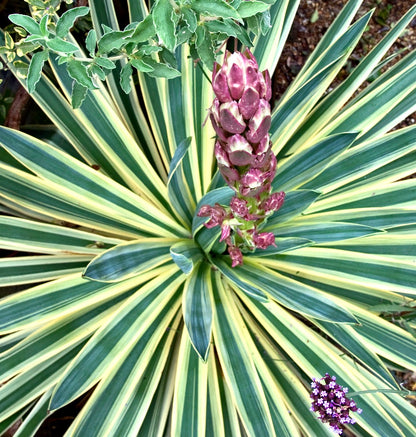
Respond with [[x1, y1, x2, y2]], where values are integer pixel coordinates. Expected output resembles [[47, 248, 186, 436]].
[[64, 298, 181, 437], [271, 58, 344, 152], [182, 262, 213, 361], [289, 10, 372, 91], [172, 330, 208, 435], [237, 292, 413, 437], [0, 342, 86, 424], [100, 312, 181, 437], [297, 207, 416, 230], [314, 320, 397, 387], [253, 0, 298, 72], [50, 268, 183, 411], [264, 189, 321, 228], [322, 62, 416, 141], [0, 216, 122, 255], [286, 4, 416, 152], [0, 255, 91, 287], [0, 294, 126, 383], [205, 350, 240, 437], [264, 247, 416, 297], [211, 272, 276, 437], [272, 132, 357, 191], [12, 389, 51, 437], [353, 311, 416, 370], [271, 222, 381, 243], [0, 128, 187, 237], [0, 271, 157, 333], [245, 237, 313, 257], [167, 136, 195, 225], [170, 239, 204, 274], [216, 258, 357, 322], [0, 163, 173, 239], [310, 179, 415, 213], [321, 233, 416, 260], [83, 239, 174, 282], [300, 125, 416, 193]]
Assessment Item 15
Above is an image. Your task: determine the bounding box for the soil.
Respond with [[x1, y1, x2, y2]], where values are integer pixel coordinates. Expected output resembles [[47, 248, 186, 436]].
[[1, 1, 416, 436]]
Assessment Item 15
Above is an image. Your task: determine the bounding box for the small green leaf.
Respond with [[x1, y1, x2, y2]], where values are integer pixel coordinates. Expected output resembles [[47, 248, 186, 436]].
[[9, 14, 41, 35], [130, 58, 154, 73], [71, 81, 88, 109], [205, 19, 252, 47], [56, 6, 89, 38], [195, 26, 215, 70], [127, 15, 156, 43], [90, 64, 106, 81], [120, 62, 133, 94], [94, 56, 116, 70], [181, 8, 197, 33], [144, 58, 181, 78], [4, 32, 14, 49], [191, 0, 242, 22], [27, 50, 49, 93], [67, 59, 95, 89], [85, 29, 97, 56], [97, 30, 131, 54], [46, 37, 79, 53], [39, 15, 49, 37], [153, 0, 177, 51], [237, 1, 271, 18], [310, 9, 319, 23]]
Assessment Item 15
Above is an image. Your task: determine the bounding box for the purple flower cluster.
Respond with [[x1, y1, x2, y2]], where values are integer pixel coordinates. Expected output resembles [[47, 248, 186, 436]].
[[198, 50, 285, 267], [310, 374, 362, 435]]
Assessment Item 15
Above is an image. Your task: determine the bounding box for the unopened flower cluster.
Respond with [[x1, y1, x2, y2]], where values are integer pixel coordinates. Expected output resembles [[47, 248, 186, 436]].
[[310, 374, 362, 435], [198, 50, 285, 267]]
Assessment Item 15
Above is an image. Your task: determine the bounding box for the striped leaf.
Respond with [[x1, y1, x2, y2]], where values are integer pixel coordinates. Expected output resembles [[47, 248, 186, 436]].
[[83, 239, 174, 282], [215, 258, 357, 323], [211, 272, 276, 437], [182, 262, 213, 361]]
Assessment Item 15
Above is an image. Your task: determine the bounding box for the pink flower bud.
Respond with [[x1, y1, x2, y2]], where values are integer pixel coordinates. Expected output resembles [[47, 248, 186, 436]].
[[228, 245, 243, 267], [220, 224, 231, 242], [197, 204, 226, 228], [210, 100, 229, 141], [253, 232, 276, 249], [238, 86, 260, 120], [226, 134, 253, 166], [212, 69, 232, 102], [263, 70, 272, 101], [246, 100, 271, 143], [261, 191, 285, 213], [215, 141, 231, 167], [239, 169, 268, 196], [230, 196, 249, 217], [219, 101, 246, 134], [254, 134, 270, 155]]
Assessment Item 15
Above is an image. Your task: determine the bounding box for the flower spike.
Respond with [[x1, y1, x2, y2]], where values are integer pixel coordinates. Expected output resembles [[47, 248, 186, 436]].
[[199, 49, 286, 266]]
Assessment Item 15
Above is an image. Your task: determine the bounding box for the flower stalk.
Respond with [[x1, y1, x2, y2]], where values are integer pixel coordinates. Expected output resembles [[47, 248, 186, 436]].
[[198, 49, 285, 267]]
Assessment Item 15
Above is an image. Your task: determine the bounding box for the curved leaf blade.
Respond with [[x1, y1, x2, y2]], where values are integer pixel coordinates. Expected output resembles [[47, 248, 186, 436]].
[[83, 239, 174, 282]]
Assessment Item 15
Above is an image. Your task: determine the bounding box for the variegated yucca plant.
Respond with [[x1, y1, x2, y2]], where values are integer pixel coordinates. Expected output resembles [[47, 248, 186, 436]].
[[1, 0, 416, 436]]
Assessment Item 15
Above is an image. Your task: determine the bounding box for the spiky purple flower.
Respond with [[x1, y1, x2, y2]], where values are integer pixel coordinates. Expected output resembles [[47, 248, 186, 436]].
[[310, 374, 362, 435]]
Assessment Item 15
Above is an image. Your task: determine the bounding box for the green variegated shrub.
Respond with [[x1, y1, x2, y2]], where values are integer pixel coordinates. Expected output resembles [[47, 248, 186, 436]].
[[1, 0, 416, 436]]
